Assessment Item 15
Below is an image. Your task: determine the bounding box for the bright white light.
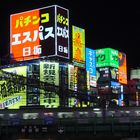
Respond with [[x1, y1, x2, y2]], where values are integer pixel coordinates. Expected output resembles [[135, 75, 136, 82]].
[[93, 108, 100, 111]]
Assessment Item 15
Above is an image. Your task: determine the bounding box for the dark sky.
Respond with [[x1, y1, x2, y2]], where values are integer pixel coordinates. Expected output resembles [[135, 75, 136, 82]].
[[0, 0, 140, 74]]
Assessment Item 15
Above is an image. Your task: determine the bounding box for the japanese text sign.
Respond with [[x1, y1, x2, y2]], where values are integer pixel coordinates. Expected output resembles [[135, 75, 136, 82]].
[[10, 5, 69, 61]]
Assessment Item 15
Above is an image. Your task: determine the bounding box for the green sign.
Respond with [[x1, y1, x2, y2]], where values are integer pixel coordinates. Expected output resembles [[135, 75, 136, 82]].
[[96, 48, 119, 68]]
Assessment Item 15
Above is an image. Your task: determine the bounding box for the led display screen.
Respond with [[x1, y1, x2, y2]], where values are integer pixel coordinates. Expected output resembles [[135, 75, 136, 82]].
[[118, 52, 127, 84], [0, 66, 27, 109], [10, 5, 69, 62], [72, 26, 85, 68], [96, 67, 110, 82], [96, 48, 119, 68], [86, 48, 96, 87]]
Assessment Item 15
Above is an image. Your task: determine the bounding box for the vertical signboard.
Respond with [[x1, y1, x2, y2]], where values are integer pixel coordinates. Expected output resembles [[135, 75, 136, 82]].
[[96, 48, 119, 68], [59, 63, 68, 90], [86, 48, 96, 87], [68, 64, 74, 90], [109, 48, 119, 68], [26, 63, 40, 106], [40, 61, 59, 86], [87, 71, 90, 90], [0, 66, 27, 109], [77, 68, 87, 92], [10, 5, 69, 62], [118, 52, 127, 84], [110, 67, 118, 81], [40, 61, 59, 108], [72, 26, 85, 68], [74, 66, 78, 91], [56, 6, 69, 58]]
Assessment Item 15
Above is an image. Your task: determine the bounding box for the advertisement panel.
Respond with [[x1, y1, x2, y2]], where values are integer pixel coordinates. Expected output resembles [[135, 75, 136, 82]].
[[40, 61, 59, 86], [96, 67, 110, 82], [40, 61, 59, 108], [74, 66, 78, 91], [56, 6, 69, 58], [87, 71, 90, 90], [77, 68, 87, 92], [111, 81, 121, 94], [86, 48, 96, 87], [0, 66, 27, 109], [2, 66, 27, 76], [118, 52, 127, 84], [72, 26, 85, 68], [10, 5, 69, 62], [40, 91, 59, 108], [109, 48, 119, 68], [59, 63, 68, 90], [96, 48, 119, 68], [68, 64, 74, 90], [26, 63, 40, 106], [130, 69, 140, 80], [110, 67, 118, 81]]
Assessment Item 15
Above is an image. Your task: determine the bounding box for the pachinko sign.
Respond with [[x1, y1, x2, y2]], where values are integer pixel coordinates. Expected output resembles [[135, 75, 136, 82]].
[[10, 5, 69, 61]]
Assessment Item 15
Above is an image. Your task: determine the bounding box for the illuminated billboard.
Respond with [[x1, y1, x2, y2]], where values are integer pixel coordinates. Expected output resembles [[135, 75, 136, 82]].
[[96, 67, 110, 82], [86, 48, 96, 87], [10, 5, 69, 61], [111, 81, 121, 94], [74, 67, 78, 91], [72, 26, 85, 68], [40, 61, 59, 86], [0, 66, 27, 109], [40, 92, 60, 108], [26, 63, 40, 106], [40, 61, 60, 108], [118, 52, 127, 84], [130, 69, 140, 80], [110, 67, 118, 81], [68, 64, 74, 90], [96, 48, 119, 68]]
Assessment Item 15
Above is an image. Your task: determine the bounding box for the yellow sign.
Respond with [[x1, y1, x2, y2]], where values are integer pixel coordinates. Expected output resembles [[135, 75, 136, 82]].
[[72, 26, 85, 67]]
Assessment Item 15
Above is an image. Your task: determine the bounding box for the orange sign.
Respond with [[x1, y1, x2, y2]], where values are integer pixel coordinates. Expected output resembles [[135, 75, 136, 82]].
[[10, 6, 69, 62], [118, 52, 127, 84], [11, 10, 40, 61]]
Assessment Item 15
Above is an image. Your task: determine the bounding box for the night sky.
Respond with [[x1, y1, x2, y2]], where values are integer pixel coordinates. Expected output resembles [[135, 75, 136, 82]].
[[0, 0, 140, 77]]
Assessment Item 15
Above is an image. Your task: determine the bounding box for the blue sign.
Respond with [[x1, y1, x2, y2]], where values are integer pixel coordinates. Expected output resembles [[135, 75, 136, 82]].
[[86, 48, 96, 76]]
